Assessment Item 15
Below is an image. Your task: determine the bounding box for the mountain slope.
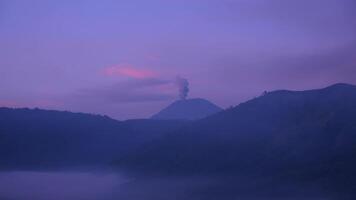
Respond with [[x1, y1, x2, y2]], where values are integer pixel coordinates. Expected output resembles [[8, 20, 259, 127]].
[[151, 98, 222, 120], [118, 83, 356, 197], [0, 108, 189, 170]]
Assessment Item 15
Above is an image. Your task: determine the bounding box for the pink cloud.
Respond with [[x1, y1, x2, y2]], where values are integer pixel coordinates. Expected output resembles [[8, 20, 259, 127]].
[[0, 100, 21, 108], [103, 64, 157, 79], [0, 99, 62, 109]]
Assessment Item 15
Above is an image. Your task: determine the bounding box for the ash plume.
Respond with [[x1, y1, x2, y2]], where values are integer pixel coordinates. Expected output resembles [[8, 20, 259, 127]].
[[176, 76, 189, 100]]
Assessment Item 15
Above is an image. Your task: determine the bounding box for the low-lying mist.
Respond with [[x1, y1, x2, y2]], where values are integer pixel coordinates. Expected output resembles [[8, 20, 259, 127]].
[[0, 169, 334, 200]]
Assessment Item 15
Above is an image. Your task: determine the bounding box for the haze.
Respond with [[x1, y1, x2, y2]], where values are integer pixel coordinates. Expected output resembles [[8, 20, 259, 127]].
[[1, 0, 355, 119]]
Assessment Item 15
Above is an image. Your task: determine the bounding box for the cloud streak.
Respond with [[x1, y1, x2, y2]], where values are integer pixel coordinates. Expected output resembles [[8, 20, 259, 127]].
[[103, 64, 157, 79], [77, 78, 175, 104], [0, 100, 20, 108]]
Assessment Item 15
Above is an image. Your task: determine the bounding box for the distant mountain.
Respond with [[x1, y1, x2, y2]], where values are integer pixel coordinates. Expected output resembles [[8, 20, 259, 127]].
[[151, 98, 222, 120], [118, 83, 356, 198], [0, 108, 189, 170]]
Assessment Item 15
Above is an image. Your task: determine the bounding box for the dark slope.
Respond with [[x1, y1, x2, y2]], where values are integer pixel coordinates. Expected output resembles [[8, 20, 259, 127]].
[[118, 83, 356, 196], [0, 108, 189, 170], [151, 98, 222, 120]]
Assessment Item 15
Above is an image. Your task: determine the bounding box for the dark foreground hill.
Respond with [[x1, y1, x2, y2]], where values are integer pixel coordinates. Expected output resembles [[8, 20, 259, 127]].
[[151, 98, 222, 120], [117, 83, 356, 198], [1, 83, 356, 199], [0, 108, 189, 170]]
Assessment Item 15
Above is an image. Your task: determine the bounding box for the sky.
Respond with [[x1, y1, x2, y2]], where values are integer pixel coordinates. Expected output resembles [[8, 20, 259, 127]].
[[0, 0, 355, 120]]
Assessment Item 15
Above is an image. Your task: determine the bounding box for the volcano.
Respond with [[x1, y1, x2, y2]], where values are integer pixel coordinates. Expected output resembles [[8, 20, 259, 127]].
[[151, 98, 222, 120]]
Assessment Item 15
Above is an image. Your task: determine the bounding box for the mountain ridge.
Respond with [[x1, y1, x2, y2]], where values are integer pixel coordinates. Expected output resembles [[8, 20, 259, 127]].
[[0, 107, 189, 170], [117, 83, 356, 193]]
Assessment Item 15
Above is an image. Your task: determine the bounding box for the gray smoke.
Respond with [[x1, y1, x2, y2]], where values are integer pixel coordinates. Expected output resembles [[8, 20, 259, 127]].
[[176, 76, 189, 100]]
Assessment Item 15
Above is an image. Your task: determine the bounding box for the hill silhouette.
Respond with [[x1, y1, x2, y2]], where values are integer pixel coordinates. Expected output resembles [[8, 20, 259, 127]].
[[2, 83, 356, 198], [0, 108, 189, 170], [118, 83, 356, 198]]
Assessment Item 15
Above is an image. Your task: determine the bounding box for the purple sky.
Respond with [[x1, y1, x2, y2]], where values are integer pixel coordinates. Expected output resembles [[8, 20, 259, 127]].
[[0, 0, 355, 119]]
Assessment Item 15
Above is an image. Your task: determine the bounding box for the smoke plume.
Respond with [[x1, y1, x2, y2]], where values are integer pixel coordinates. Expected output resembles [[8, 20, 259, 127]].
[[176, 76, 189, 100]]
